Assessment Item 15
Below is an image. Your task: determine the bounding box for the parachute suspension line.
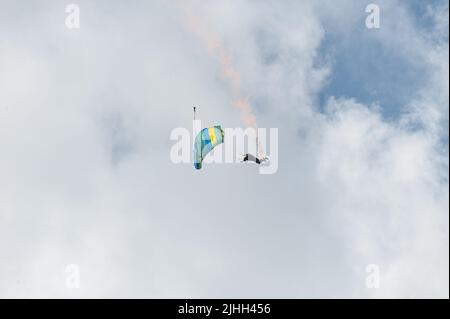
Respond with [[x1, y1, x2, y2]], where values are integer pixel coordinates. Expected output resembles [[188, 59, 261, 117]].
[[257, 134, 266, 159], [256, 135, 261, 158]]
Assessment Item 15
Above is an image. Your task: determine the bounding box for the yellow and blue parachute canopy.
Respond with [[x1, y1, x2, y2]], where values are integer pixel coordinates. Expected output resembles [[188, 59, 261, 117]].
[[193, 126, 224, 169]]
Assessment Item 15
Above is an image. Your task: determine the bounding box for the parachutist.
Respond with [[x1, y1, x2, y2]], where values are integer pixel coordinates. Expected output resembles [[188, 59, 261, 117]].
[[240, 153, 269, 165]]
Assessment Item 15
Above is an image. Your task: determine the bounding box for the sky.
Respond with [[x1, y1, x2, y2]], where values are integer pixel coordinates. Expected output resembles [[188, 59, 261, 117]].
[[0, 0, 448, 298]]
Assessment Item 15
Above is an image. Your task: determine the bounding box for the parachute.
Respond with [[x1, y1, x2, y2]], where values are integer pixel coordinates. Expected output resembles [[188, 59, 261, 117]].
[[193, 126, 225, 169]]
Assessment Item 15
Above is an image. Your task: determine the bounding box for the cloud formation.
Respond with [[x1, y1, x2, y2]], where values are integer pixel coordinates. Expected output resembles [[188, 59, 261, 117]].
[[0, 0, 448, 298]]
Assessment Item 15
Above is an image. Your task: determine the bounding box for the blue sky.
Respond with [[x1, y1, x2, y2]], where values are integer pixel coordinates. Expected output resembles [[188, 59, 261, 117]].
[[317, 1, 445, 119], [318, 33, 428, 119]]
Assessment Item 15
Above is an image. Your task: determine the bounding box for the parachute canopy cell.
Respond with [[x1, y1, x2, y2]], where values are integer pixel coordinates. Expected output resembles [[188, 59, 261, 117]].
[[193, 126, 225, 169]]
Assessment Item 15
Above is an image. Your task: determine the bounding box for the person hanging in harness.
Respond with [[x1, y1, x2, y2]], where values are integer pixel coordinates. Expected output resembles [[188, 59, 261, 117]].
[[240, 153, 269, 164]]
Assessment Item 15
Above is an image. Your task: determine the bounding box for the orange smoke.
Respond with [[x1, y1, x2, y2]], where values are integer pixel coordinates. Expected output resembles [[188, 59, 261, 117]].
[[183, 7, 259, 131]]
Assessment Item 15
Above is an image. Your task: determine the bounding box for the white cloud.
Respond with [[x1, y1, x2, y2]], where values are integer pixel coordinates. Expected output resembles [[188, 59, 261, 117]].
[[0, 0, 447, 298], [315, 97, 448, 297]]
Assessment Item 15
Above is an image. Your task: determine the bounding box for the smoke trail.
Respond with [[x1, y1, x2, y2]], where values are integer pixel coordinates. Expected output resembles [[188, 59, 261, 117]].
[[181, 5, 264, 156]]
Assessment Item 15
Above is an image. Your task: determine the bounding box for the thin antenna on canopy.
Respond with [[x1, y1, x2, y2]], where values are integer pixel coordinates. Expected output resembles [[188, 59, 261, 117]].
[[193, 106, 196, 120]]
